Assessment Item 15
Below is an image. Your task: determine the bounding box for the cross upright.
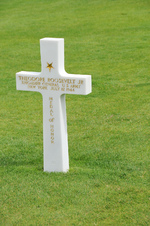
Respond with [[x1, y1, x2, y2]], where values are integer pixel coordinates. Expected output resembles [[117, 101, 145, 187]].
[[16, 38, 92, 172]]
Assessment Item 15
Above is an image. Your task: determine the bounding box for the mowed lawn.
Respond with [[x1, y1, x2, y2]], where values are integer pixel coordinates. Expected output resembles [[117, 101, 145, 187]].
[[0, 0, 149, 225]]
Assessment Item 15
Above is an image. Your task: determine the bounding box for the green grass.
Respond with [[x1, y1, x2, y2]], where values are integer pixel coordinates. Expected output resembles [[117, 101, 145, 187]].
[[0, 0, 150, 225]]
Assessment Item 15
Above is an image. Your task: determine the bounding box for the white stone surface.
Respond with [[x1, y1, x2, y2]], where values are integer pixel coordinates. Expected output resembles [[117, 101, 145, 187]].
[[16, 38, 92, 172]]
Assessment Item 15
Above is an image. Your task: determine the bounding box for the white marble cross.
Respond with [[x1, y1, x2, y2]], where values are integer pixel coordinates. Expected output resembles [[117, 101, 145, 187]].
[[16, 38, 92, 172]]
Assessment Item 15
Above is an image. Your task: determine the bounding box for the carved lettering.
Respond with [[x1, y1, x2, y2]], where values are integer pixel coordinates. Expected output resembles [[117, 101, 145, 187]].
[[49, 98, 55, 144]]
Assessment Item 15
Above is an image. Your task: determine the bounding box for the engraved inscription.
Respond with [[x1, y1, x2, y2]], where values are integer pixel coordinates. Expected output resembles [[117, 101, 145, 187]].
[[49, 97, 54, 144], [18, 75, 84, 93]]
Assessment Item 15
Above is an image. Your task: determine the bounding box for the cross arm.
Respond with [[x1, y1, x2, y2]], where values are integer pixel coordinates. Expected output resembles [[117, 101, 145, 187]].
[[16, 71, 43, 93], [61, 73, 92, 95]]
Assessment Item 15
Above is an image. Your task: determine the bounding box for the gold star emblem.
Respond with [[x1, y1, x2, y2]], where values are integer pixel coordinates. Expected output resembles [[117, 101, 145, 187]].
[[46, 62, 54, 72]]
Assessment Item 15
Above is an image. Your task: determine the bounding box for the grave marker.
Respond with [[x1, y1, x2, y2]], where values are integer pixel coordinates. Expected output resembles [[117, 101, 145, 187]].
[[16, 38, 92, 172]]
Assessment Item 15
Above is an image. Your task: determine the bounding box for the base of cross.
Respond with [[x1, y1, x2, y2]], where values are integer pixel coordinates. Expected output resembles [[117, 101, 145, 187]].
[[16, 38, 92, 172]]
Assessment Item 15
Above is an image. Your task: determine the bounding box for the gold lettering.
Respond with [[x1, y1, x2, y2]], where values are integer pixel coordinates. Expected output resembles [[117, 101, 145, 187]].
[[51, 87, 60, 91], [22, 81, 28, 85], [19, 76, 23, 80], [47, 78, 75, 84], [70, 85, 81, 89], [49, 118, 54, 122], [20, 76, 45, 82], [47, 78, 59, 83], [66, 88, 75, 92], [29, 81, 41, 85], [38, 86, 47, 90], [78, 80, 83, 84], [28, 85, 36, 89]]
